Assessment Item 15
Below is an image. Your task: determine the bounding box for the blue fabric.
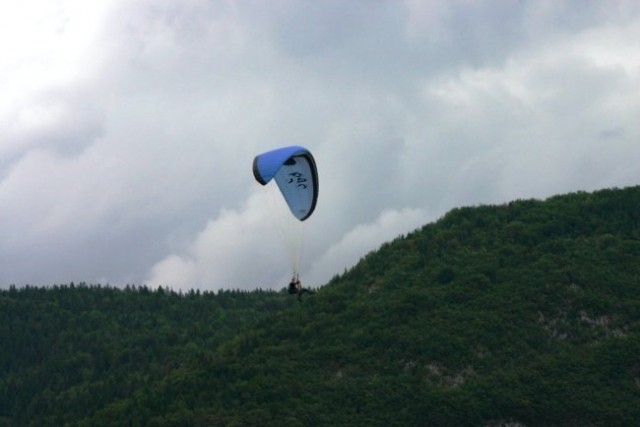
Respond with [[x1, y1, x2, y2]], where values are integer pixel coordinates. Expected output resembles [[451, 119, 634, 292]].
[[253, 146, 308, 184], [253, 146, 319, 221]]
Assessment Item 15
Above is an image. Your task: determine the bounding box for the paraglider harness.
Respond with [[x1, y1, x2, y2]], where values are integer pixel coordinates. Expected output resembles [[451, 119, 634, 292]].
[[288, 274, 302, 297], [288, 273, 314, 301]]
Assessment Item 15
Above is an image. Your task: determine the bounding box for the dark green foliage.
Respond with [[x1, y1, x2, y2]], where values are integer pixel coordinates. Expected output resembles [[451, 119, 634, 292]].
[[1, 186, 640, 426], [0, 285, 293, 427]]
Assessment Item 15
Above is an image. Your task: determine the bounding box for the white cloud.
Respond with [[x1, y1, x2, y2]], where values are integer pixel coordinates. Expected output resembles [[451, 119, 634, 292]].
[[146, 191, 296, 291], [306, 208, 431, 287]]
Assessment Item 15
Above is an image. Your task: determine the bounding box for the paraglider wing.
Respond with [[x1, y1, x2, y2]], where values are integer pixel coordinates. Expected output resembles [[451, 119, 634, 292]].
[[252, 145, 319, 221]]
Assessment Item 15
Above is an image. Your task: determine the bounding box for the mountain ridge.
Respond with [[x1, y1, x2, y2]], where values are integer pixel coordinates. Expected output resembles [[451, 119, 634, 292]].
[[2, 185, 639, 426]]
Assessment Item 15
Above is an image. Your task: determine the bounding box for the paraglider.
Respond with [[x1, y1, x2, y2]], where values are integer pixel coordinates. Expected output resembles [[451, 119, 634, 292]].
[[252, 145, 318, 221], [253, 146, 318, 299], [287, 273, 316, 301]]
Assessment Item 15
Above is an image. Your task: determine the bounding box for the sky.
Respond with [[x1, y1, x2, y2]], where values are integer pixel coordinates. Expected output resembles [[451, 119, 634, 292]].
[[1, 0, 639, 291]]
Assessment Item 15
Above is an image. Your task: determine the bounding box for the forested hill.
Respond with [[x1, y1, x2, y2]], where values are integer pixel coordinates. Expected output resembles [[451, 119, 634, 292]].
[[2, 186, 640, 427]]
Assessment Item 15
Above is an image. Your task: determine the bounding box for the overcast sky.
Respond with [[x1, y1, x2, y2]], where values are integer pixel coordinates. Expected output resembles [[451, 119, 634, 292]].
[[1, 0, 639, 291]]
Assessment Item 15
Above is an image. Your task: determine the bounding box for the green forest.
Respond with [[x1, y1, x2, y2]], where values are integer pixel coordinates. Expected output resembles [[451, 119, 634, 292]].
[[2, 186, 640, 426]]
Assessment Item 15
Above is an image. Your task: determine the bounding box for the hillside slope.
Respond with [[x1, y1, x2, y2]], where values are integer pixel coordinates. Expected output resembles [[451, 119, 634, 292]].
[[2, 186, 640, 426], [0, 287, 295, 426]]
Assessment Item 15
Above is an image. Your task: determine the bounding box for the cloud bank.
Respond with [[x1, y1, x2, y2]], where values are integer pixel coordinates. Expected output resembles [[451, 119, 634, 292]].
[[1, 0, 639, 290]]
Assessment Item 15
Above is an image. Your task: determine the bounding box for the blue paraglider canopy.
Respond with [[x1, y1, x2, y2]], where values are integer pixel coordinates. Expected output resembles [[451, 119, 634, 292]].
[[252, 145, 319, 221]]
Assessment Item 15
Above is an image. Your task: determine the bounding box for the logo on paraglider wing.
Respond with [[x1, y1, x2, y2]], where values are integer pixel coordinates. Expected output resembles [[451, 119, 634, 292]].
[[287, 172, 308, 189]]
